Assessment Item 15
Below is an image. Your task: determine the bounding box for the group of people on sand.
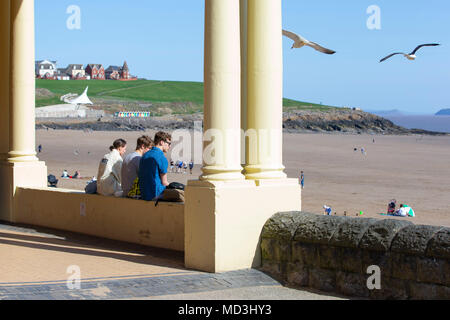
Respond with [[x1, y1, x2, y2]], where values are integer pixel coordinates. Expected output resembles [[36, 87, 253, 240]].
[[170, 159, 194, 174], [94, 131, 174, 201], [387, 199, 415, 217], [61, 170, 80, 179]]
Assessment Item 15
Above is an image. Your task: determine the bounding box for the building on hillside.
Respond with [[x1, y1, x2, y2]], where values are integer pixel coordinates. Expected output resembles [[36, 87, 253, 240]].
[[35, 60, 57, 79], [105, 66, 121, 80], [105, 61, 137, 80], [121, 61, 130, 79], [65, 64, 87, 80], [85, 64, 105, 80], [56, 68, 70, 81]]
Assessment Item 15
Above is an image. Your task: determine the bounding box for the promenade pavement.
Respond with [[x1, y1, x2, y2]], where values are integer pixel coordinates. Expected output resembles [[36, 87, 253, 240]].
[[0, 222, 346, 300]]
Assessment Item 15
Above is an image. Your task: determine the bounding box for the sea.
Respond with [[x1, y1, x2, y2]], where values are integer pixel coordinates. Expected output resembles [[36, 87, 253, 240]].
[[382, 115, 450, 133]]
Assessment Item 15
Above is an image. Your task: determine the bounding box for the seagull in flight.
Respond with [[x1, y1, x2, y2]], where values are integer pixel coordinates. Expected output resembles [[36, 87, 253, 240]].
[[379, 43, 440, 63], [282, 29, 336, 55]]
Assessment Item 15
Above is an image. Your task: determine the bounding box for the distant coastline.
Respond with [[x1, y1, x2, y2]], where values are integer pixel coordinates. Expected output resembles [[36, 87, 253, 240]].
[[435, 108, 450, 116], [381, 114, 450, 134]]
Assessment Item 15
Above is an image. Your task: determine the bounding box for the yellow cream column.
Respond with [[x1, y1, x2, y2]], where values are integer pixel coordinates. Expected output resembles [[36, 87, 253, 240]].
[[0, 0, 10, 162], [244, 0, 287, 180], [200, 0, 244, 181], [8, 0, 38, 162], [0, 0, 47, 222], [240, 0, 248, 165]]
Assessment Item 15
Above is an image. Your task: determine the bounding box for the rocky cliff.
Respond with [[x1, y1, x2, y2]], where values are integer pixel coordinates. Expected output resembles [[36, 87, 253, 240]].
[[36, 109, 447, 135]]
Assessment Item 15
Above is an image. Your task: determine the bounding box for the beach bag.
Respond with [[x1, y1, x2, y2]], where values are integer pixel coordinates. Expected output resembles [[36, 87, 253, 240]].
[[162, 189, 185, 202], [85, 180, 97, 194], [127, 177, 142, 199], [154, 188, 185, 206]]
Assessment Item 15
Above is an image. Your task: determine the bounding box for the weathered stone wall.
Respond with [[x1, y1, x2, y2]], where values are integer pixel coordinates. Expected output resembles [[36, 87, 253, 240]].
[[260, 212, 450, 299]]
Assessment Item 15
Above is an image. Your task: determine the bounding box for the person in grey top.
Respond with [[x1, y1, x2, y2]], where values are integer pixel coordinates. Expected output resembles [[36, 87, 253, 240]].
[[121, 135, 153, 197]]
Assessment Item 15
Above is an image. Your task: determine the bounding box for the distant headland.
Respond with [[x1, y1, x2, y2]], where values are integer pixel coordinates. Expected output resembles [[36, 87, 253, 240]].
[[435, 109, 450, 116]]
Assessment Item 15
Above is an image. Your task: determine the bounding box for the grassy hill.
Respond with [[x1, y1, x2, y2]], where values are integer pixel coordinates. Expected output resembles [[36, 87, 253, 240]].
[[36, 79, 338, 114]]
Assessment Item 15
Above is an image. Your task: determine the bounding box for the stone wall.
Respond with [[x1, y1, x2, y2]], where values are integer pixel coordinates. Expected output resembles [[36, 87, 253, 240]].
[[260, 212, 450, 299]]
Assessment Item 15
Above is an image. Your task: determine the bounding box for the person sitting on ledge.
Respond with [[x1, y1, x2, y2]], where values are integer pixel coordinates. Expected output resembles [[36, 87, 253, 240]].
[[139, 131, 171, 201], [121, 135, 154, 197], [97, 139, 127, 197]]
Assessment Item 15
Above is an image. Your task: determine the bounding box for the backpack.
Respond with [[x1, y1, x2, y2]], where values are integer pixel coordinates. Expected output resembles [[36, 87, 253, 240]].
[[167, 182, 185, 191], [85, 180, 97, 194], [127, 177, 141, 199], [48, 174, 58, 188]]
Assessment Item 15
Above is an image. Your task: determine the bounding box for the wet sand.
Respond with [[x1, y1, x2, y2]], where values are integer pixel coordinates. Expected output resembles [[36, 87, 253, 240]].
[[36, 129, 450, 227]]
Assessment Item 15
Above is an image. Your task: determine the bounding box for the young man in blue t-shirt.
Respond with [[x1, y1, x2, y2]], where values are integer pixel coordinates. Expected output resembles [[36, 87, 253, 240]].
[[139, 131, 172, 201]]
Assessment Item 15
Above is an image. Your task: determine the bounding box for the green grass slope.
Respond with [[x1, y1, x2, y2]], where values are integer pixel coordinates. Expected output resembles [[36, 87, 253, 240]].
[[36, 79, 338, 112]]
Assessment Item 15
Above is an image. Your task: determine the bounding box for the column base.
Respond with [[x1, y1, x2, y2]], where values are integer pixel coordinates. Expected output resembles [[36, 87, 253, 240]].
[[200, 165, 245, 181], [7, 150, 39, 162], [0, 161, 47, 222], [184, 178, 301, 273], [243, 164, 287, 180]]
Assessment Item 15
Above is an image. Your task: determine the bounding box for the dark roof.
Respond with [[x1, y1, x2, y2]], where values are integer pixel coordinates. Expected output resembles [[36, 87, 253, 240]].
[[105, 66, 121, 72], [87, 64, 103, 69]]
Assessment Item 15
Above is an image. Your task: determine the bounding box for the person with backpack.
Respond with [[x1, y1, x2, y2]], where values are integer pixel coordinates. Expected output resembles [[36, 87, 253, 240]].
[[121, 135, 153, 197]]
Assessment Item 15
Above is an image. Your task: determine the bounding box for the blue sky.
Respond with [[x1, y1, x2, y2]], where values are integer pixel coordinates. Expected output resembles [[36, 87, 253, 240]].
[[35, 0, 450, 114]]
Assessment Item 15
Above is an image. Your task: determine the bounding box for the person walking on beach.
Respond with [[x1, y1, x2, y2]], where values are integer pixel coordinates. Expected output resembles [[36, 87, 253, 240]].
[[189, 160, 194, 175], [139, 131, 172, 201], [97, 139, 127, 197], [121, 136, 153, 197], [299, 171, 305, 189], [38, 144, 42, 153]]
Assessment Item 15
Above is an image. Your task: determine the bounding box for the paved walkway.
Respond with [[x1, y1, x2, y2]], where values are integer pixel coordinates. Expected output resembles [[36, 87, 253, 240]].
[[0, 223, 345, 300]]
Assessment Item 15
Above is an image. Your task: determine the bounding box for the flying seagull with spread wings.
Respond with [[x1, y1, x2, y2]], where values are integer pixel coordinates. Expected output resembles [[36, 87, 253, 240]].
[[282, 29, 336, 55], [379, 43, 440, 63]]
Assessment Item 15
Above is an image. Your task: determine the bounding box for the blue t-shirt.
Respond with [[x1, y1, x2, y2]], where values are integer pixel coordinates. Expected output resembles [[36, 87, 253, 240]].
[[139, 147, 168, 201]]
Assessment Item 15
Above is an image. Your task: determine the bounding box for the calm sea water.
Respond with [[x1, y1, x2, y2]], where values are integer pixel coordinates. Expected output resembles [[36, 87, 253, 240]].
[[383, 115, 450, 133]]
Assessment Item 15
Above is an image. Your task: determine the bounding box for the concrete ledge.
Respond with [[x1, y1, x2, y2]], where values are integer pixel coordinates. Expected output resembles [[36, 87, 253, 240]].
[[260, 211, 450, 299], [14, 187, 184, 252]]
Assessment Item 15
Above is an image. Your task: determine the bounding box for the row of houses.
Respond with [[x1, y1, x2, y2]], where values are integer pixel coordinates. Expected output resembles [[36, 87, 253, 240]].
[[35, 60, 137, 81]]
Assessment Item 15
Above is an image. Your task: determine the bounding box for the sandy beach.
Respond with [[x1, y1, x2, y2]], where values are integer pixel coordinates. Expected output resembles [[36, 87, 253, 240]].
[[36, 129, 450, 227]]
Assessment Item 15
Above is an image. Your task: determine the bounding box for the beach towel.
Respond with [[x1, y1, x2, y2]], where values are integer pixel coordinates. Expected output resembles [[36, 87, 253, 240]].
[[404, 205, 415, 217]]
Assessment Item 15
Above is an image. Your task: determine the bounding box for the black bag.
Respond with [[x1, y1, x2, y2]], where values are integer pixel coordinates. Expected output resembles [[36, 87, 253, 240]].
[[48, 174, 58, 188], [85, 180, 97, 194], [167, 182, 185, 191]]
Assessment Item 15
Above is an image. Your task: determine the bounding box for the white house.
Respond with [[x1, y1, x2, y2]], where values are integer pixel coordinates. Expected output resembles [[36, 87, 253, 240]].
[[65, 64, 86, 79], [35, 60, 57, 79]]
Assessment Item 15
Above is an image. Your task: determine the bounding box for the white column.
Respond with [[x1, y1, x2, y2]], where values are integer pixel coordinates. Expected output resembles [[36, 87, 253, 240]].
[[240, 0, 248, 165], [0, 0, 10, 161], [8, 0, 38, 162], [244, 0, 287, 180], [200, 0, 245, 181]]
